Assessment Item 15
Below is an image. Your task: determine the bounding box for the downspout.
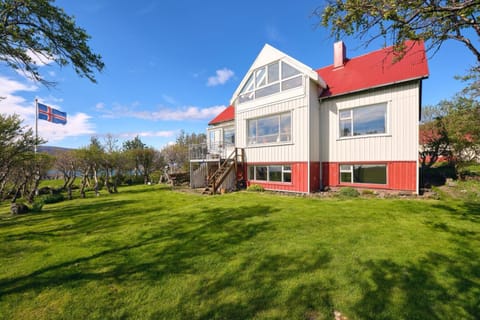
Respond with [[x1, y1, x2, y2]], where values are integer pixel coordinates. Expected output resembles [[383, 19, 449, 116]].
[[307, 75, 311, 194], [416, 80, 423, 195]]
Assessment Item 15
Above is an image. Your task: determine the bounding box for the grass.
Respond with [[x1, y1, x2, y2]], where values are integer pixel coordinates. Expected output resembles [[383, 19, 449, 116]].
[[1, 184, 479, 319]]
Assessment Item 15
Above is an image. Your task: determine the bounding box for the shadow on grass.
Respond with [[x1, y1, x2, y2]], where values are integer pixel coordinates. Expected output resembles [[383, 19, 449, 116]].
[[351, 218, 480, 319], [0, 204, 274, 295]]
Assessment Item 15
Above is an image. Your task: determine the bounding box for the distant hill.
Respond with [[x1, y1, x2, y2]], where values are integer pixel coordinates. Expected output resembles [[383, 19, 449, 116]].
[[37, 146, 75, 155]]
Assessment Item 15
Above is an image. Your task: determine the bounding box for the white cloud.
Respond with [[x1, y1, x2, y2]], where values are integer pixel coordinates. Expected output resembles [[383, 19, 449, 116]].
[[37, 112, 95, 143], [119, 130, 175, 139], [265, 25, 285, 43], [95, 102, 105, 110], [26, 49, 55, 67], [207, 68, 234, 86], [96, 102, 226, 122], [161, 94, 177, 105], [151, 105, 226, 121], [0, 75, 96, 144]]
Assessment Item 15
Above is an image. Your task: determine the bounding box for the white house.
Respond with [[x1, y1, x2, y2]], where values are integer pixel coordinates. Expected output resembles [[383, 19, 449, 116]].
[[195, 41, 429, 194]]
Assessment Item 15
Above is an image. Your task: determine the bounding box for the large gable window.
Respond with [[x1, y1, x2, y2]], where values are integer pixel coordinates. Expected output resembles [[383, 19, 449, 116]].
[[339, 103, 387, 138], [248, 112, 291, 145], [239, 61, 303, 103]]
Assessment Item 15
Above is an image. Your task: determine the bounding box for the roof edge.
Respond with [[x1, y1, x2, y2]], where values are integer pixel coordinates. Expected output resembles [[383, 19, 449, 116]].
[[319, 75, 429, 100]]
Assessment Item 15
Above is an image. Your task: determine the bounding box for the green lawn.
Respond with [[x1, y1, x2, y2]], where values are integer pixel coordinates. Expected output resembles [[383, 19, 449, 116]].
[[1, 185, 479, 319]]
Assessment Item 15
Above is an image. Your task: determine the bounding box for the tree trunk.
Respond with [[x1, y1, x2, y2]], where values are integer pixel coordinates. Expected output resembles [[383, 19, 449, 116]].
[[27, 168, 41, 204], [93, 166, 99, 196]]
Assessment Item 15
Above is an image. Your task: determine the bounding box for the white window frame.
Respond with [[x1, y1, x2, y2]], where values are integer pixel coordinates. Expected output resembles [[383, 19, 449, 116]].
[[339, 103, 388, 139], [339, 164, 388, 185], [248, 165, 292, 183], [247, 112, 292, 145], [238, 60, 304, 104]]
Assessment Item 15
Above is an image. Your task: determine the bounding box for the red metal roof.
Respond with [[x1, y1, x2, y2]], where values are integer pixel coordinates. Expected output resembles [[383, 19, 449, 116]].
[[208, 105, 234, 125], [208, 41, 429, 123], [317, 40, 429, 98]]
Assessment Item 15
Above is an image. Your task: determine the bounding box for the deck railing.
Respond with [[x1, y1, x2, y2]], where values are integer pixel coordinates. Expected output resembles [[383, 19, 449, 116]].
[[189, 142, 234, 161]]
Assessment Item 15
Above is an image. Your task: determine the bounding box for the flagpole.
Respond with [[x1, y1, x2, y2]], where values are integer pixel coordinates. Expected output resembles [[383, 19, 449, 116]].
[[35, 98, 38, 155]]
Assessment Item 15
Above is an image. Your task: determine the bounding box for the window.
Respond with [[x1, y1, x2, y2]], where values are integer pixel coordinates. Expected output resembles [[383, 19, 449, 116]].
[[248, 112, 291, 145], [223, 128, 235, 146], [339, 164, 387, 184], [339, 103, 387, 137], [238, 60, 303, 103], [248, 165, 292, 183]]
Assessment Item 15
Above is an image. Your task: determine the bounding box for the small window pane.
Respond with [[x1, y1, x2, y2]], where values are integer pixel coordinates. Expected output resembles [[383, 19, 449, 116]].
[[281, 61, 301, 79], [248, 120, 257, 144], [339, 110, 351, 119], [258, 115, 279, 143], [353, 165, 387, 184], [239, 92, 254, 103], [279, 113, 291, 142], [268, 62, 279, 83], [281, 75, 302, 91], [283, 172, 291, 182], [353, 104, 386, 136], [340, 165, 351, 171], [256, 83, 280, 99], [340, 172, 352, 183], [256, 166, 267, 181], [248, 166, 255, 180], [256, 67, 267, 88], [339, 119, 352, 137], [283, 165, 291, 172], [269, 166, 282, 182], [240, 74, 254, 94], [224, 128, 235, 146]]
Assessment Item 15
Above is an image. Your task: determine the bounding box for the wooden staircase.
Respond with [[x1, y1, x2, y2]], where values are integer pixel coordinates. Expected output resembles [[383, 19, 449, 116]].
[[202, 148, 244, 195]]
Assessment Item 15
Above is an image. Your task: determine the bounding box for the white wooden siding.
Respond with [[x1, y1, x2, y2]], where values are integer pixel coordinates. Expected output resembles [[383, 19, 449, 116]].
[[309, 80, 322, 161], [235, 85, 309, 163], [319, 82, 420, 162]]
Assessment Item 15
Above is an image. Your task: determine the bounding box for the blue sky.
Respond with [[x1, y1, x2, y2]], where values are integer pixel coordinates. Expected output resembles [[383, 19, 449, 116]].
[[0, 0, 477, 150]]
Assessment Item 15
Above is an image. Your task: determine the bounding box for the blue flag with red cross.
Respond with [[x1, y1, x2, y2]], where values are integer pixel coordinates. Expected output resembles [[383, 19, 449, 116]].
[[38, 103, 67, 125]]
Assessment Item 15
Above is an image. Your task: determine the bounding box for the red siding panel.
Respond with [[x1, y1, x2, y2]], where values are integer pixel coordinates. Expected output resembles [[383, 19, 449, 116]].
[[310, 162, 321, 192], [389, 161, 417, 191], [323, 161, 417, 192], [246, 162, 310, 193]]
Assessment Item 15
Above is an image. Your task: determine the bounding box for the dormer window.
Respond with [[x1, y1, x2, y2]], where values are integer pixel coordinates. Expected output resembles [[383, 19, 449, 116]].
[[239, 61, 303, 104]]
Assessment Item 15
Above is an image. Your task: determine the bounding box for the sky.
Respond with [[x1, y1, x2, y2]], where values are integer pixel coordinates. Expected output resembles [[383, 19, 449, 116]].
[[0, 0, 477, 150]]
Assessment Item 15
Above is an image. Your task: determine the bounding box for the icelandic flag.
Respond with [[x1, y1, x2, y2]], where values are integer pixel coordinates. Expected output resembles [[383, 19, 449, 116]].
[[38, 103, 67, 125]]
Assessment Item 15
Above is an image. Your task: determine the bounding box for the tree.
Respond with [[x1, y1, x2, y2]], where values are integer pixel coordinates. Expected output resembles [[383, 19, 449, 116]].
[[419, 117, 450, 168], [0, 114, 42, 201], [316, 1, 480, 64], [420, 96, 480, 173], [0, 0, 104, 85], [54, 149, 78, 199], [440, 96, 480, 170], [160, 131, 206, 173], [123, 136, 146, 179]]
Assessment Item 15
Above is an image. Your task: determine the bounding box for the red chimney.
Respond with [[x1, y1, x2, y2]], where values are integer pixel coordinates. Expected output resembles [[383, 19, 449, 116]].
[[334, 41, 346, 68]]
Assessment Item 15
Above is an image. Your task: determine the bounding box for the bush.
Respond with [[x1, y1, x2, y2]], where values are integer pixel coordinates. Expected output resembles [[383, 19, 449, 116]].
[[31, 199, 44, 212], [361, 189, 375, 195], [247, 184, 265, 192], [42, 193, 65, 204], [338, 187, 360, 197]]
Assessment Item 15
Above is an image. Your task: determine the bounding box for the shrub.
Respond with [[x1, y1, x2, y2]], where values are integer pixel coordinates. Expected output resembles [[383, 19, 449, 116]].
[[42, 193, 65, 204], [31, 199, 44, 212], [361, 189, 375, 195], [247, 184, 265, 192], [338, 187, 360, 198]]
